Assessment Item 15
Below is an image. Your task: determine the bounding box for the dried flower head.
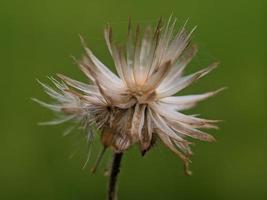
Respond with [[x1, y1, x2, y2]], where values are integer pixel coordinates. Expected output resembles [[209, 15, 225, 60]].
[[34, 17, 223, 175]]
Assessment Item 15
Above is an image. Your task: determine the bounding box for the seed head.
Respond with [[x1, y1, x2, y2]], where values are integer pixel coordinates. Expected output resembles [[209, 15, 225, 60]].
[[34, 16, 224, 175]]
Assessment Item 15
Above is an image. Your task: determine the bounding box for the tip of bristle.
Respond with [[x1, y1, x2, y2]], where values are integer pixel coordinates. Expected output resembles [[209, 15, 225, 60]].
[[141, 150, 147, 157]]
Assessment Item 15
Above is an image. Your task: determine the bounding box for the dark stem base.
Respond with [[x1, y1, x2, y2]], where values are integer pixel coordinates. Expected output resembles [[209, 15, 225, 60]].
[[108, 153, 123, 200]]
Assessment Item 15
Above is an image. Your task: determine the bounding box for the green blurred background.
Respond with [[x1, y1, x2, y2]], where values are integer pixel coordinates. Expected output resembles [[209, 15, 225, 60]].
[[0, 0, 266, 199]]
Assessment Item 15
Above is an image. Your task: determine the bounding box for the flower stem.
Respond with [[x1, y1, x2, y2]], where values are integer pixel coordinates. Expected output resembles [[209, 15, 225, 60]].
[[108, 152, 123, 200]]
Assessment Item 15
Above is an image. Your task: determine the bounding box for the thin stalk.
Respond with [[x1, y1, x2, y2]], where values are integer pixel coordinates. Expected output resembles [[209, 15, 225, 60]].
[[108, 152, 123, 200]]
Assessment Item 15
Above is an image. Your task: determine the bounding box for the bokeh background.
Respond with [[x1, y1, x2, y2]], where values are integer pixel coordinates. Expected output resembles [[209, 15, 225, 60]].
[[0, 0, 266, 199]]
